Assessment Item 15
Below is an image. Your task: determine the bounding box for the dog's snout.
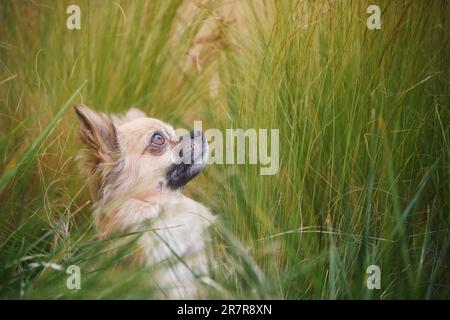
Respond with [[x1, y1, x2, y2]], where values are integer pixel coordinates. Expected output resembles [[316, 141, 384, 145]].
[[178, 130, 205, 143], [190, 130, 202, 139]]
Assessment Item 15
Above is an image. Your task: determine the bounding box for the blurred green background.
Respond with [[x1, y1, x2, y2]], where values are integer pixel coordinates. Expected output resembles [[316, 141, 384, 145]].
[[0, 0, 448, 299]]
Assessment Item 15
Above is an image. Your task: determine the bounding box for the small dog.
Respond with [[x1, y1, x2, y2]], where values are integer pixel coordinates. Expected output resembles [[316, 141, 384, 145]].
[[74, 105, 214, 299]]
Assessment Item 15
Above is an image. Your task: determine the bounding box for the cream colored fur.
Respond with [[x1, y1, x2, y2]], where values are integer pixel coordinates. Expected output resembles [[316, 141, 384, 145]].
[[75, 106, 214, 299]]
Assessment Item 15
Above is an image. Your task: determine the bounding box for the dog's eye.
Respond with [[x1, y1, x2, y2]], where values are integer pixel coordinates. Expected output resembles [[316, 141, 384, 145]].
[[151, 132, 166, 146]]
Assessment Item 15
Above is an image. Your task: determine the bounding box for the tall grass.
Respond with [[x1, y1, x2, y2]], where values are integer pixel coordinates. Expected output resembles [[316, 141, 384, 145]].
[[0, 0, 448, 299]]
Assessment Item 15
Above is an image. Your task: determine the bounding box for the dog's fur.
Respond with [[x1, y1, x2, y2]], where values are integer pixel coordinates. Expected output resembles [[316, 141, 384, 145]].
[[74, 105, 214, 299]]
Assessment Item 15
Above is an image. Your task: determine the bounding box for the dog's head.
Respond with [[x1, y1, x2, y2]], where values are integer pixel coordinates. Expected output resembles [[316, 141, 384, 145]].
[[74, 105, 208, 204]]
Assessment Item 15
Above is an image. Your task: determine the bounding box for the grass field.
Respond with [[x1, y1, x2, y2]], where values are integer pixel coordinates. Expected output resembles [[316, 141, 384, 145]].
[[0, 0, 449, 299]]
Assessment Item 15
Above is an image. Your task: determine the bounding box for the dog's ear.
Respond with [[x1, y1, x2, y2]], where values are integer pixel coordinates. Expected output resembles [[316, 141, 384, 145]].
[[74, 105, 118, 171]]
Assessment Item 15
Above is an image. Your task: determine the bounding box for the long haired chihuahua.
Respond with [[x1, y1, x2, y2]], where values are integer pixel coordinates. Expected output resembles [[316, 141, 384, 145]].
[[74, 105, 214, 299]]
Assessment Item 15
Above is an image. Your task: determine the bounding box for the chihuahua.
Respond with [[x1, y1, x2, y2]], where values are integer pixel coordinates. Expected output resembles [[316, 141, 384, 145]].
[[74, 105, 214, 299]]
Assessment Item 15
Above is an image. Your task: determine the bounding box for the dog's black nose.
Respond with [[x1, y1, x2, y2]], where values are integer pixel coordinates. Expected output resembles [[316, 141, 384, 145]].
[[190, 130, 202, 138]]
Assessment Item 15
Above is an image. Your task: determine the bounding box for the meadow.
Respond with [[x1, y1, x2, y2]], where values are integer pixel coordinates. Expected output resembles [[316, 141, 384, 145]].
[[0, 0, 449, 299]]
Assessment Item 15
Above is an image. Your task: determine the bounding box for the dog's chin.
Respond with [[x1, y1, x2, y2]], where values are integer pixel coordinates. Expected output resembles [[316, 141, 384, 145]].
[[165, 131, 208, 190], [165, 162, 206, 190]]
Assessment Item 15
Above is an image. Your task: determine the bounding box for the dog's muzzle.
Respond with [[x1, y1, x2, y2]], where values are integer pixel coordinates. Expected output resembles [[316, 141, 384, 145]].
[[166, 130, 208, 190]]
